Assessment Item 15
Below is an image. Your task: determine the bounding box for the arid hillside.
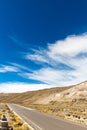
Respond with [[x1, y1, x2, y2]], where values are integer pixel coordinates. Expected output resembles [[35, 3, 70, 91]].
[[1, 82, 87, 126], [0, 86, 71, 105], [0, 81, 87, 105], [35, 81, 87, 104]]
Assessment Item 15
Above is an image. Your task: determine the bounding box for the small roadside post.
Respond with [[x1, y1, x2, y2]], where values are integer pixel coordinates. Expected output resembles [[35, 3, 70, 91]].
[[0, 115, 13, 130]]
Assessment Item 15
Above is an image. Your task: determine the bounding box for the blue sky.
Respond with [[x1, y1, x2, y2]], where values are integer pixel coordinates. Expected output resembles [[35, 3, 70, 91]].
[[0, 0, 87, 92]]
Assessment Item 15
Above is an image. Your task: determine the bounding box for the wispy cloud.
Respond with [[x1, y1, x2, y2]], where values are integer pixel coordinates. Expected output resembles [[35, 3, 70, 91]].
[[11, 63, 32, 72], [24, 33, 87, 86], [0, 65, 19, 73], [26, 54, 48, 63], [1, 33, 87, 93]]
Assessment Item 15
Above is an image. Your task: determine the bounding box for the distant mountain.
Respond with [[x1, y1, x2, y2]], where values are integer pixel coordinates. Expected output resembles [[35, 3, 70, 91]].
[[1, 81, 87, 127], [0, 86, 71, 105], [35, 81, 87, 104], [0, 81, 87, 105]]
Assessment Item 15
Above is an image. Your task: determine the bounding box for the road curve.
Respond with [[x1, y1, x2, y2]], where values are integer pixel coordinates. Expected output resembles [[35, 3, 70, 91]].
[[8, 104, 87, 130]]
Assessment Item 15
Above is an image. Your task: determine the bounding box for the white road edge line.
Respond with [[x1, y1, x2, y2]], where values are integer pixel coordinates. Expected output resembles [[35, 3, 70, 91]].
[[14, 103, 35, 111], [7, 104, 43, 130], [7, 104, 35, 130], [21, 114, 43, 130], [13, 104, 87, 129]]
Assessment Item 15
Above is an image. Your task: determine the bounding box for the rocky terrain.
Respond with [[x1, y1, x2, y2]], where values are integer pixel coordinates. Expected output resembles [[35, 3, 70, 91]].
[[35, 81, 87, 104], [0, 81, 87, 127], [0, 103, 30, 130]]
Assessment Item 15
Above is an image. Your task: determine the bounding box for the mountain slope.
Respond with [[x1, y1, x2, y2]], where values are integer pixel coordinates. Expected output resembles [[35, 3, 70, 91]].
[[0, 86, 71, 104], [0, 81, 87, 105], [1, 81, 87, 127], [35, 81, 87, 104]]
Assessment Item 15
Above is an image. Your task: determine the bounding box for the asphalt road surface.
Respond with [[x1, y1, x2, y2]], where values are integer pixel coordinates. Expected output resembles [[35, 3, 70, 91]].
[[8, 104, 87, 130]]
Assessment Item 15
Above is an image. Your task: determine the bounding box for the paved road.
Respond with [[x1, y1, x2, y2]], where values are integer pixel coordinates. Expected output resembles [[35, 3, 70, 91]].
[[8, 104, 87, 130]]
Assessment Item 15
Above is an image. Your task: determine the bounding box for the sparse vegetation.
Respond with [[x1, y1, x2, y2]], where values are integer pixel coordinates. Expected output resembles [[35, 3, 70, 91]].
[[0, 82, 87, 127], [0, 86, 71, 104], [0, 103, 30, 130], [30, 99, 87, 126]]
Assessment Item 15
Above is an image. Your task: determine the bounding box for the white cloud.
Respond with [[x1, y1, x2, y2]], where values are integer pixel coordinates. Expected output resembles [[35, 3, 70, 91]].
[[23, 68, 65, 85], [48, 34, 87, 57], [23, 67, 83, 87], [0, 82, 52, 93], [0, 65, 19, 73], [1, 33, 87, 93], [26, 54, 48, 63], [24, 33, 87, 87], [11, 63, 32, 72]]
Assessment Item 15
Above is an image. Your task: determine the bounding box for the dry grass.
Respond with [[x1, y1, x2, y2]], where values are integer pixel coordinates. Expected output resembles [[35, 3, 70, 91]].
[[27, 99, 87, 126], [0, 86, 71, 104], [0, 103, 30, 130], [1, 82, 87, 127]]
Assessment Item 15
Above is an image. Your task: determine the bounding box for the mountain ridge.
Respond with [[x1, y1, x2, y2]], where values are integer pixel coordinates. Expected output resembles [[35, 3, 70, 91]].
[[35, 81, 87, 104], [0, 81, 87, 105]]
